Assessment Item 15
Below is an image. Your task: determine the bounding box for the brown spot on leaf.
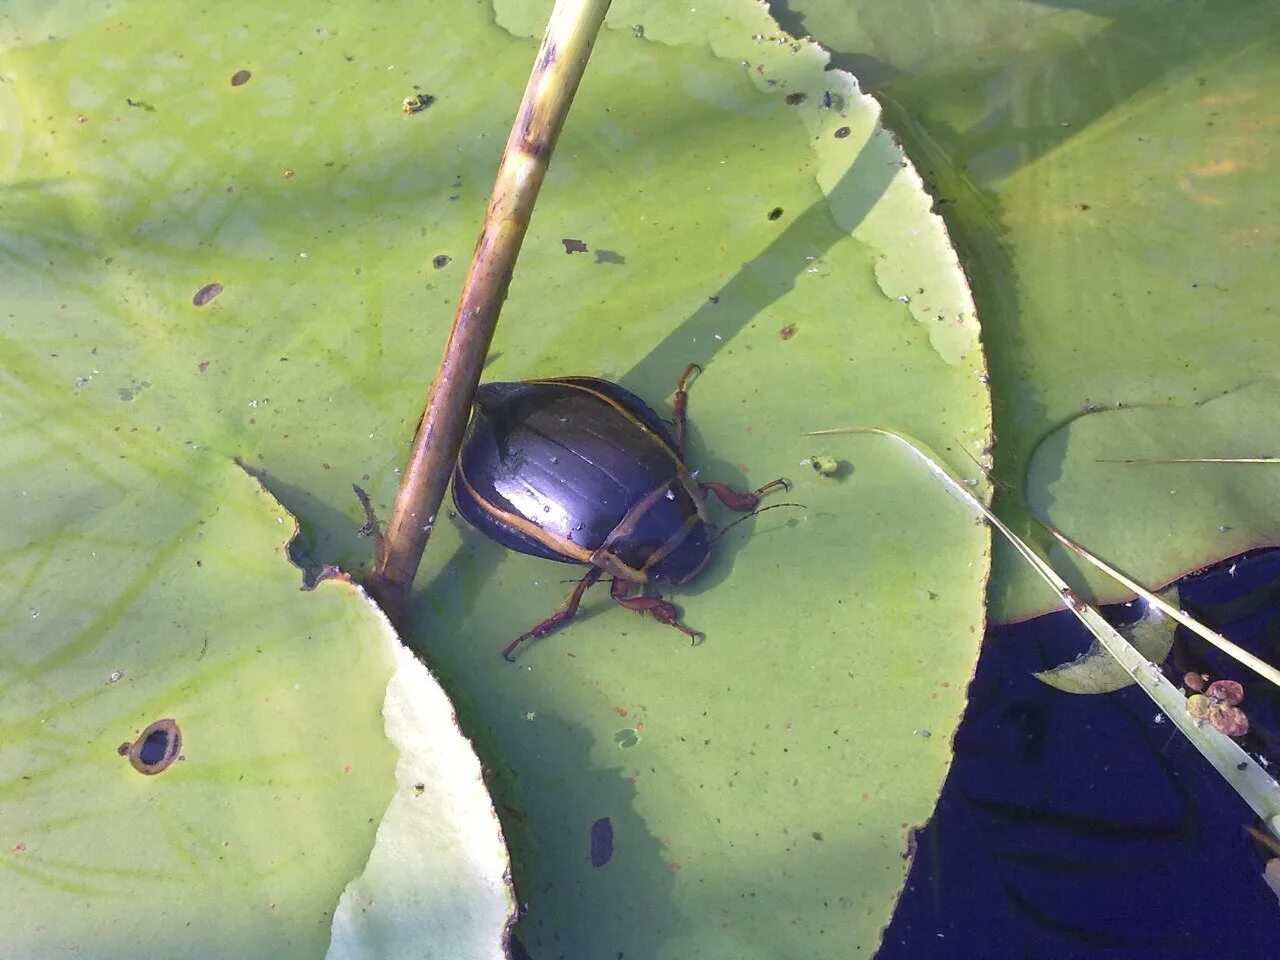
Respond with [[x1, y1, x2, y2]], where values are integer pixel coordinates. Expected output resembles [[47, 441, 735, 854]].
[[834, 126, 851, 139], [192, 283, 223, 307], [785, 92, 806, 105], [767, 207, 784, 221], [231, 69, 252, 87], [1193, 159, 1243, 178], [779, 324, 796, 340], [432, 255, 451, 269], [562, 238, 588, 254]]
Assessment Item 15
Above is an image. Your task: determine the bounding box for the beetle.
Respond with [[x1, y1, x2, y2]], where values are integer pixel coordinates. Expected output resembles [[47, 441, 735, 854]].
[[452, 364, 788, 660]]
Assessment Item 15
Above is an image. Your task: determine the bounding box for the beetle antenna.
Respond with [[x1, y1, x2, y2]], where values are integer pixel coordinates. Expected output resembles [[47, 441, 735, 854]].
[[708, 502, 805, 547]]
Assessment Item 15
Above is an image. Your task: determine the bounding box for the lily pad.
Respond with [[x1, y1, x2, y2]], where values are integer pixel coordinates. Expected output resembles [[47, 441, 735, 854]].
[[1027, 382, 1280, 603], [0, 456, 512, 958], [1, 0, 990, 955], [412, 3, 990, 956], [777, 0, 1280, 619]]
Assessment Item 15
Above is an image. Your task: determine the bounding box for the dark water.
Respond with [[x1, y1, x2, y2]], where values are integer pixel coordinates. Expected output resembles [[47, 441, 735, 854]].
[[883, 550, 1280, 958]]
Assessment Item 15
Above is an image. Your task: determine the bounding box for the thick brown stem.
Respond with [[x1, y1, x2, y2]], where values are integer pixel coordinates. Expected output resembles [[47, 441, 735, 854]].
[[370, 0, 612, 614]]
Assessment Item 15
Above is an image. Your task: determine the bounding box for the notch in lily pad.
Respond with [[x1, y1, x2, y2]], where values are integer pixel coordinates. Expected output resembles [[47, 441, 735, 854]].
[[118, 718, 183, 775]]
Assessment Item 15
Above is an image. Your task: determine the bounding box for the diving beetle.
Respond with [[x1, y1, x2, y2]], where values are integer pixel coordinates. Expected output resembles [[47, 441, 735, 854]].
[[452, 364, 788, 660]]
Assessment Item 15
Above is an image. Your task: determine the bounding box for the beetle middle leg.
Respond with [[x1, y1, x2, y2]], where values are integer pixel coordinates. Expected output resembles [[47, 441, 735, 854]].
[[609, 578, 700, 644], [700, 477, 790, 512], [502, 567, 604, 661]]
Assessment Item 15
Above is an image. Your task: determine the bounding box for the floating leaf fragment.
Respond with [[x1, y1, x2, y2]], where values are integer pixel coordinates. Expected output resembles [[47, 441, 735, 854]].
[[1033, 588, 1178, 694]]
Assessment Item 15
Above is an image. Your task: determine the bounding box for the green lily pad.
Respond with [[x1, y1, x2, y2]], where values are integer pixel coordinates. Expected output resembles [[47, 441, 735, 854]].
[[778, 0, 1280, 619], [411, 3, 989, 956], [1027, 383, 1280, 603], [1, 0, 991, 955], [0, 454, 512, 958]]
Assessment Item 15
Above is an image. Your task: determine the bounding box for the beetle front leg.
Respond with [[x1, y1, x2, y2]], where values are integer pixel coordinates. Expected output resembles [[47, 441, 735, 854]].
[[502, 567, 604, 661], [699, 477, 790, 512], [671, 363, 701, 456], [609, 578, 700, 644]]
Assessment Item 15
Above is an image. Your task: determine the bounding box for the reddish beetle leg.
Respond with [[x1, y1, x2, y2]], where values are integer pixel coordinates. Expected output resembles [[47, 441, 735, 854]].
[[671, 362, 701, 456], [502, 568, 604, 661], [610, 578, 701, 644], [700, 477, 790, 512]]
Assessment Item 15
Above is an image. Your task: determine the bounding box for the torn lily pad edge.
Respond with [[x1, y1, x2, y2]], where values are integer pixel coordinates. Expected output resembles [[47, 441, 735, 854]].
[[243, 471, 517, 960]]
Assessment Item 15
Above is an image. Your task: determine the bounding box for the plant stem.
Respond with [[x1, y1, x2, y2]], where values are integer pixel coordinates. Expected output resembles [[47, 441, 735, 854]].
[[370, 0, 612, 614]]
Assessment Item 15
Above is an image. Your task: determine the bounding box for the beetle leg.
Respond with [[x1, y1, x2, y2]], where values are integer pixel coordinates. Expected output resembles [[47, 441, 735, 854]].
[[671, 363, 701, 456], [502, 567, 604, 661], [699, 477, 790, 512], [610, 578, 701, 644]]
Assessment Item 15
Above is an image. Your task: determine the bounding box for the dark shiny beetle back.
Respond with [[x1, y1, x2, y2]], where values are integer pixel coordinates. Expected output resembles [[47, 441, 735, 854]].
[[452, 377, 711, 585]]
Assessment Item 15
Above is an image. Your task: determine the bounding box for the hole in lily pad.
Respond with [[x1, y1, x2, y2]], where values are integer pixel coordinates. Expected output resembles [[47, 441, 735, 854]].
[[613, 728, 639, 748], [120, 718, 182, 775], [589, 816, 613, 867]]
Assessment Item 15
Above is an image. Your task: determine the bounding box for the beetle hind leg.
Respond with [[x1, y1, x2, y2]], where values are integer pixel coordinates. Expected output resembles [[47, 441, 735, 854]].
[[610, 578, 701, 645], [502, 567, 604, 661], [699, 477, 790, 512]]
